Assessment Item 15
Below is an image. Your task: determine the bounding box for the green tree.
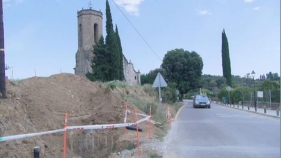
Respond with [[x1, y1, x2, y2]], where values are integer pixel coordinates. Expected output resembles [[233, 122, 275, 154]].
[[140, 74, 149, 85], [105, 0, 120, 80], [141, 68, 166, 85], [231, 87, 252, 104], [272, 73, 280, 81], [87, 1, 125, 82], [201, 88, 211, 96], [266, 72, 280, 81], [209, 80, 218, 87], [217, 86, 229, 101], [161, 48, 203, 100], [162, 85, 177, 103], [140, 68, 178, 103], [115, 25, 124, 80], [260, 80, 280, 91], [259, 80, 280, 103], [221, 29, 232, 86], [86, 36, 110, 81], [271, 89, 280, 103]]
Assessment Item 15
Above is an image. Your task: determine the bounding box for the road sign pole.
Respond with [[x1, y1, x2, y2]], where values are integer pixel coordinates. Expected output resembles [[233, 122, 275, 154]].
[[158, 74, 162, 115], [226, 86, 232, 105], [228, 91, 230, 105], [152, 72, 167, 115]]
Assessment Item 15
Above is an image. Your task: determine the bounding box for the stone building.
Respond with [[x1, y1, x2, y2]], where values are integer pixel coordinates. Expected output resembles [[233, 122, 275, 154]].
[[74, 7, 141, 85]]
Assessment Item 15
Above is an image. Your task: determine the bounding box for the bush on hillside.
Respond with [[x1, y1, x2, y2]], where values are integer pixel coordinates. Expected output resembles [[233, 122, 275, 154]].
[[162, 86, 177, 103]]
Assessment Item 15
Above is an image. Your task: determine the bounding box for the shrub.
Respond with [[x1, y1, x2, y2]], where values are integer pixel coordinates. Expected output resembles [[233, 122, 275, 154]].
[[111, 146, 116, 152], [231, 87, 251, 104], [114, 80, 127, 88], [143, 84, 156, 96], [217, 86, 229, 101], [107, 82, 116, 90], [144, 102, 158, 115], [162, 86, 177, 103], [271, 89, 280, 103], [126, 144, 135, 150], [150, 154, 162, 158], [153, 112, 168, 132], [125, 89, 129, 95], [10, 78, 21, 85]]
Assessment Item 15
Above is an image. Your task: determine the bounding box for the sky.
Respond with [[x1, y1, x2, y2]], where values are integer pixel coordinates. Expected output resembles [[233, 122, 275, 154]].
[[2, 0, 280, 80]]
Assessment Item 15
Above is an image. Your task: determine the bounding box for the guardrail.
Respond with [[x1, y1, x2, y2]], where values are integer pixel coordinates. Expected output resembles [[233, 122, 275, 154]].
[[213, 101, 280, 117]]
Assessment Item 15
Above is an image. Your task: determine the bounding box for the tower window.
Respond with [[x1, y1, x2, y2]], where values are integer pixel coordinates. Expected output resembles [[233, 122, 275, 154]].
[[94, 23, 98, 43], [79, 24, 82, 47]]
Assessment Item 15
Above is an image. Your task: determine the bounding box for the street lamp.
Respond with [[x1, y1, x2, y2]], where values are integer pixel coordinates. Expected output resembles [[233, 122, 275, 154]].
[[250, 70, 256, 109]]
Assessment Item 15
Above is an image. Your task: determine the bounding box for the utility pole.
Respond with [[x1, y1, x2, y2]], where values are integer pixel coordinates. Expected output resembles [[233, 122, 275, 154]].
[[0, 0, 6, 99]]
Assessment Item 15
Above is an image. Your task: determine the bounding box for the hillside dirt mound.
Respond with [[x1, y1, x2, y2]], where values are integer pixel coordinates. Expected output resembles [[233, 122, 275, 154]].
[[0, 73, 163, 158]]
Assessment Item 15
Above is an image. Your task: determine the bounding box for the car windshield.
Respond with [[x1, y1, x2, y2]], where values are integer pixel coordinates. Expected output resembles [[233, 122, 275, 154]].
[[196, 95, 209, 101]]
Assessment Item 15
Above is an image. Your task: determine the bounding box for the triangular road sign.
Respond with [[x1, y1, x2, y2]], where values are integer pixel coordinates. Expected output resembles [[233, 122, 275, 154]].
[[152, 73, 167, 88]]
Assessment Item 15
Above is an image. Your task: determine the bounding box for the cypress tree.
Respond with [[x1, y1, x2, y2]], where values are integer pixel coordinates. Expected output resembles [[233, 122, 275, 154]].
[[105, 0, 113, 38], [115, 25, 124, 80], [221, 29, 232, 86], [87, 1, 125, 82], [105, 0, 120, 80], [86, 36, 110, 81]]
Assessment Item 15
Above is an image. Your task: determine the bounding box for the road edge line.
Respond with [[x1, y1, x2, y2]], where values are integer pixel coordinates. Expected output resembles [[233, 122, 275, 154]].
[[175, 104, 186, 120]]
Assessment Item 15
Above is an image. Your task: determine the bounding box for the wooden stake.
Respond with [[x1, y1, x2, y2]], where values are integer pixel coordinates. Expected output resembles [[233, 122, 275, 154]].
[[148, 105, 152, 139], [135, 109, 140, 156]]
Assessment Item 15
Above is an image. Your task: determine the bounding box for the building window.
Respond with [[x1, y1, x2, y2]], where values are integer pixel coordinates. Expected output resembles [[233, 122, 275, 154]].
[[79, 24, 82, 47], [135, 76, 136, 80], [94, 23, 98, 43]]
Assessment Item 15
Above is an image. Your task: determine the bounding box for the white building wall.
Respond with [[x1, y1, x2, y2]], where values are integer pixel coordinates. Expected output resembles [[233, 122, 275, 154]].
[[123, 56, 141, 85]]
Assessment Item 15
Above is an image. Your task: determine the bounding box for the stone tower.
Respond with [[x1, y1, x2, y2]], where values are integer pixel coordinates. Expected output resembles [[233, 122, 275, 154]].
[[74, 7, 103, 78]]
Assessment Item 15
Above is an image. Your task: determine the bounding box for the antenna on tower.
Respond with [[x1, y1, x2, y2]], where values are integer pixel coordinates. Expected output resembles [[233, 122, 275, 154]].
[[88, 1, 92, 9]]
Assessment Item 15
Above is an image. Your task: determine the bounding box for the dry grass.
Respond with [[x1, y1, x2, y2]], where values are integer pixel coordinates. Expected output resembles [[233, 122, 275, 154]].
[[105, 81, 183, 134]]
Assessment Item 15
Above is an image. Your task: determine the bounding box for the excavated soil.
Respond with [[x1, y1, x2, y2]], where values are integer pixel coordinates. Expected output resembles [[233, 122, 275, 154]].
[[0, 73, 164, 158]]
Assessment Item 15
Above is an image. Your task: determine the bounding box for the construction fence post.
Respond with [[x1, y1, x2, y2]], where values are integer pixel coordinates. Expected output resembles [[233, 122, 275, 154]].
[[63, 113, 68, 158], [135, 109, 140, 157], [148, 105, 152, 139], [124, 102, 128, 134]]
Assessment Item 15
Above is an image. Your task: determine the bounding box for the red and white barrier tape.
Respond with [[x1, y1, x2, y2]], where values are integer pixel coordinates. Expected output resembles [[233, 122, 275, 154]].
[[0, 129, 65, 142], [0, 113, 150, 142]]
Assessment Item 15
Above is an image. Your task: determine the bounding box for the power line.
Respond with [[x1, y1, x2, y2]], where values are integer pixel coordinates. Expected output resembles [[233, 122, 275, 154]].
[[111, 0, 162, 61]]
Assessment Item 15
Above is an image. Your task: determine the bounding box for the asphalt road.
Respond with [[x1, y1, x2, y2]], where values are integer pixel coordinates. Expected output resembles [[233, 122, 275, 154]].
[[163, 100, 280, 158]]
